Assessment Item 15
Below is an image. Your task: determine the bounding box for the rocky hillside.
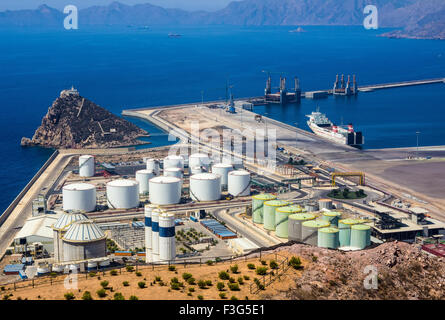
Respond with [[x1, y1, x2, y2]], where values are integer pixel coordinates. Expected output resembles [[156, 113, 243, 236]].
[[1, 1, 445, 39], [21, 89, 148, 149], [260, 241, 445, 300]]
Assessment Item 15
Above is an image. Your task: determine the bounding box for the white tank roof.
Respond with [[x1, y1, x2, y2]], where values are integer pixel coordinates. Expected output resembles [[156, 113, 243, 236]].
[[62, 220, 106, 243], [52, 212, 87, 231], [136, 169, 155, 174], [229, 170, 250, 176], [107, 179, 139, 187], [191, 173, 220, 180], [79, 155, 93, 159], [63, 183, 95, 191], [165, 167, 182, 172], [213, 163, 233, 168], [165, 155, 183, 160], [190, 153, 209, 158], [150, 176, 181, 184]]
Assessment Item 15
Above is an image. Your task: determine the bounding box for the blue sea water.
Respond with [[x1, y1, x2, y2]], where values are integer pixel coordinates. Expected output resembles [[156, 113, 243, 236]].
[[0, 25, 444, 213]]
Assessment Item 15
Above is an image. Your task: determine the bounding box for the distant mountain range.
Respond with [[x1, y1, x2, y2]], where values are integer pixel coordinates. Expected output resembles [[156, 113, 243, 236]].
[[1, 0, 444, 39]]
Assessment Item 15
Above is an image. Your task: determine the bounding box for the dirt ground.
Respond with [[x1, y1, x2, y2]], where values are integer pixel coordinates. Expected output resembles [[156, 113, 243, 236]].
[[0, 253, 304, 300]]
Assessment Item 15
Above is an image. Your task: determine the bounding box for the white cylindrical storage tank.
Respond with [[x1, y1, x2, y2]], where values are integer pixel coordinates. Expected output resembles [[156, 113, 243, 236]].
[[51, 264, 64, 273], [228, 170, 251, 197], [159, 213, 176, 262], [87, 261, 98, 271], [144, 205, 154, 257], [62, 183, 96, 212], [190, 173, 221, 202], [319, 199, 333, 210], [191, 166, 203, 175], [135, 169, 154, 194], [151, 209, 160, 261], [69, 264, 80, 272], [106, 180, 139, 209], [164, 167, 183, 179], [145, 158, 160, 175], [163, 155, 184, 170], [189, 153, 211, 171], [212, 163, 234, 187], [37, 264, 49, 276], [79, 155, 95, 177], [149, 176, 182, 205]]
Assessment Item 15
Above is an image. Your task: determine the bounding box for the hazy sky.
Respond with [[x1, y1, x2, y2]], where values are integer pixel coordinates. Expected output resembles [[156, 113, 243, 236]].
[[0, 0, 236, 11]]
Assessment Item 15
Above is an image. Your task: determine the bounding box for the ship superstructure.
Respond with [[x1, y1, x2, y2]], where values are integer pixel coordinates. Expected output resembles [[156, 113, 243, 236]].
[[306, 110, 364, 146]]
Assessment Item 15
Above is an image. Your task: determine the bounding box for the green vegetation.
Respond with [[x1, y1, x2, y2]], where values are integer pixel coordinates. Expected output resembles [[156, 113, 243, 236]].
[[230, 296, 238, 300], [197, 295, 204, 300], [269, 260, 279, 269], [100, 280, 109, 289], [228, 283, 240, 291], [110, 269, 118, 276], [237, 277, 244, 285], [328, 188, 366, 200], [289, 256, 303, 270], [217, 282, 225, 291], [260, 260, 267, 265], [129, 295, 139, 300], [205, 280, 212, 286], [219, 292, 227, 299], [136, 271, 142, 277], [218, 271, 230, 280], [182, 273, 193, 281], [89, 272, 96, 277], [187, 277, 196, 285], [96, 289, 107, 298], [64, 292, 75, 300], [256, 267, 268, 275], [126, 265, 134, 272], [243, 275, 250, 280], [106, 239, 119, 253], [113, 292, 125, 300], [229, 277, 236, 283], [138, 281, 146, 289], [168, 265, 176, 271], [122, 281, 129, 287], [247, 263, 255, 270], [188, 287, 195, 293], [81, 291, 93, 300], [230, 265, 239, 273], [206, 260, 214, 266], [197, 280, 207, 289], [171, 282, 180, 290]]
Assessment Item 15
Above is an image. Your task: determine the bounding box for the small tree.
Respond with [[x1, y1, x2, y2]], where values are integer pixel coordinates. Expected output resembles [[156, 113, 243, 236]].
[[228, 283, 240, 291], [82, 291, 93, 300], [219, 292, 227, 299], [64, 292, 75, 300], [126, 265, 134, 272], [247, 263, 255, 270], [237, 277, 244, 285], [100, 280, 109, 289], [205, 280, 212, 286], [113, 292, 125, 300], [129, 295, 139, 300], [217, 282, 225, 291], [218, 271, 230, 280], [197, 280, 207, 289], [269, 260, 279, 269], [197, 295, 204, 300], [168, 265, 176, 271], [230, 265, 239, 274], [110, 270, 118, 276], [122, 281, 130, 287], [289, 256, 302, 269], [138, 281, 146, 289], [256, 267, 268, 276], [187, 277, 196, 285], [96, 289, 107, 298], [182, 273, 193, 281]]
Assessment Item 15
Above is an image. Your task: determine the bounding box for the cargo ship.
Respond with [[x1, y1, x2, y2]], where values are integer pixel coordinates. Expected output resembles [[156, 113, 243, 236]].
[[306, 110, 364, 147]]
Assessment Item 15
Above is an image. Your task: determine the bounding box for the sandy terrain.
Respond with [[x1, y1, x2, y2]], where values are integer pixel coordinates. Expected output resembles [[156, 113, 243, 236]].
[[1, 253, 302, 300]]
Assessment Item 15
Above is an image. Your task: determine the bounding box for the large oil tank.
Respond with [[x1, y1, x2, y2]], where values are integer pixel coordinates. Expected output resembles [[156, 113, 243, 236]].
[[252, 194, 277, 224], [228, 170, 251, 197], [288, 213, 316, 242], [212, 163, 234, 187], [159, 213, 176, 262], [190, 173, 221, 201], [275, 205, 302, 238], [164, 155, 184, 170], [350, 224, 371, 249], [189, 153, 211, 171], [144, 205, 154, 254], [151, 209, 160, 262], [301, 220, 330, 246], [62, 183, 96, 212], [135, 169, 155, 194], [79, 155, 95, 177], [318, 227, 340, 249], [106, 180, 140, 209], [338, 219, 360, 247], [318, 198, 333, 210], [263, 200, 289, 231], [191, 166, 204, 175], [321, 211, 342, 227], [304, 202, 319, 212], [52, 211, 87, 263], [149, 176, 182, 205], [164, 167, 183, 179], [145, 158, 160, 175], [61, 220, 106, 262]]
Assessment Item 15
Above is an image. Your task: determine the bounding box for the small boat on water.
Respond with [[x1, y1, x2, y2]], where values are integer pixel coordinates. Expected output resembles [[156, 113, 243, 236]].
[[168, 33, 182, 38]]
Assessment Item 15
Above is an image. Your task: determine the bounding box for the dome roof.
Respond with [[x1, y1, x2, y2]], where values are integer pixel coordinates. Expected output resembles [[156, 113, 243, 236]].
[[52, 211, 87, 231], [62, 220, 105, 243]]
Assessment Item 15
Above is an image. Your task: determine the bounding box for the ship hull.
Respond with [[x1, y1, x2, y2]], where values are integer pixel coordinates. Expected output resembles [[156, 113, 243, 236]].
[[307, 121, 363, 147]]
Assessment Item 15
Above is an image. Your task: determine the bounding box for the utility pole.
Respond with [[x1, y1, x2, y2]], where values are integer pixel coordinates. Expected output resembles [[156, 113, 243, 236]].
[[416, 131, 420, 159]]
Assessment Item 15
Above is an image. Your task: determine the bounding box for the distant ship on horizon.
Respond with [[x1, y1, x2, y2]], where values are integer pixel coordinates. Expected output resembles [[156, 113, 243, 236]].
[[168, 33, 182, 38], [306, 109, 364, 147]]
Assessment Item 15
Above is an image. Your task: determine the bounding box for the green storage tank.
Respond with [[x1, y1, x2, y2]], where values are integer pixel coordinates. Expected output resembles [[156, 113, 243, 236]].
[[275, 205, 302, 238], [350, 224, 371, 249], [338, 219, 360, 247], [288, 213, 316, 241], [263, 200, 289, 230], [321, 211, 342, 227], [301, 220, 330, 246], [317, 227, 340, 249], [252, 194, 276, 224]]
